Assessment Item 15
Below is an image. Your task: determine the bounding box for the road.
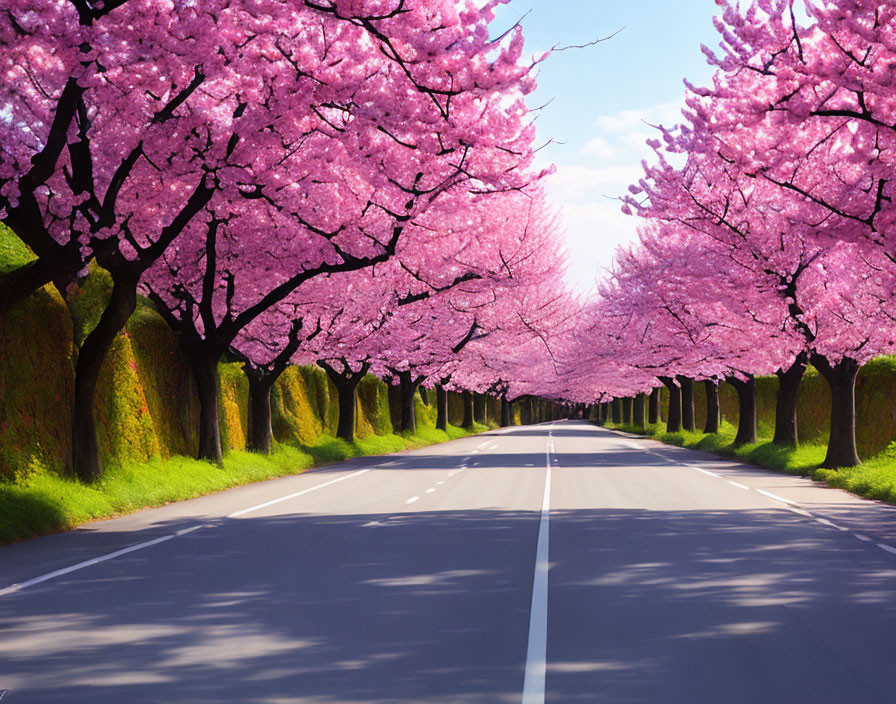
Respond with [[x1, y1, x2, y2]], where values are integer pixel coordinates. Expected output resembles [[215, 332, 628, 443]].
[[4, 421, 896, 703]]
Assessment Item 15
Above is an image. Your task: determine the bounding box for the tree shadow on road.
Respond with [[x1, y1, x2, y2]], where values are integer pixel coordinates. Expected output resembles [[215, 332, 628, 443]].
[[4, 504, 896, 703]]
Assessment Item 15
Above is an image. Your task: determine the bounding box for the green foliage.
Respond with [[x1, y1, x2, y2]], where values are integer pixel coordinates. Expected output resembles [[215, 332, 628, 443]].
[[218, 362, 249, 453], [814, 441, 896, 504], [0, 284, 73, 479], [271, 366, 324, 444], [606, 419, 827, 476], [0, 422, 486, 544], [0, 223, 36, 274], [0, 444, 315, 544], [66, 263, 113, 346]]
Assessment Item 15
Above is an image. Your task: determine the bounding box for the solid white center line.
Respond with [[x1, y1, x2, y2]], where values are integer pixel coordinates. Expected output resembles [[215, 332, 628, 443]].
[[406, 496, 420, 505], [522, 431, 553, 704], [229, 468, 370, 518], [0, 525, 205, 598]]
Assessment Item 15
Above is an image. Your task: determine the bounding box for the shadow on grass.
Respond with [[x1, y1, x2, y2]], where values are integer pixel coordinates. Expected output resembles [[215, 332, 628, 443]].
[[0, 485, 68, 544]]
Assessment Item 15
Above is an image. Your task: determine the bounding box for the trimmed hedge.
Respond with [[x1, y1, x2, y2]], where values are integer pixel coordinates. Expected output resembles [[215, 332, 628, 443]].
[[0, 261, 476, 480]]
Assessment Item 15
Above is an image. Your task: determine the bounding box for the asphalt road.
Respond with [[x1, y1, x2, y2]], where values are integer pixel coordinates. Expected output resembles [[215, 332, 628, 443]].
[[4, 421, 896, 703]]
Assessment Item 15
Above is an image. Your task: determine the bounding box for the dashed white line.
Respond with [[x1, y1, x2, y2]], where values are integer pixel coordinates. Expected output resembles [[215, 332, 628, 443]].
[[814, 518, 845, 531], [756, 489, 796, 505], [788, 507, 813, 517], [877, 543, 896, 556], [1, 466, 376, 598], [405, 496, 420, 505], [855, 534, 873, 542], [728, 480, 750, 490], [230, 468, 370, 518], [437, 481, 446, 486], [0, 525, 205, 598], [693, 467, 720, 478], [425, 488, 436, 494]]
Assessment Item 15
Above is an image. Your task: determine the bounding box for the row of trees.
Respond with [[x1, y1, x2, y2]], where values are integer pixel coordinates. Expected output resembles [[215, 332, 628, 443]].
[[554, 0, 896, 469], [1, 0, 581, 480]]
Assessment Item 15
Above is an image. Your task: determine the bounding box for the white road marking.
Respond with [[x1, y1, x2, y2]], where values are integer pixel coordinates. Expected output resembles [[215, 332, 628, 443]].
[[437, 481, 446, 486], [229, 468, 370, 518], [855, 534, 873, 542], [693, 467, 720, 478], [788, 507, 813, 517], [815, 518, 840, 530], [0, 525, 205, 598], [406, 496, 420, 505], [728, 481, 749, 490], [425, 488, 436, 494], [756, 489, 796, 505], [1, 466, 376, 598], [877, 543, 896, 556], [522, 431, 553, 704]]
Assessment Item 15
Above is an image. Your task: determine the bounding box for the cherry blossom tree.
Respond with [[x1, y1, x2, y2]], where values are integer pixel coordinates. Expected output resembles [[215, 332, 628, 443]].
[[614, 0, 896, 466]]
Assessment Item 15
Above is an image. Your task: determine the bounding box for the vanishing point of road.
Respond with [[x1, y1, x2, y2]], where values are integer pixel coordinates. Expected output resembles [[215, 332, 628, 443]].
[[3, 421, 896, 703]]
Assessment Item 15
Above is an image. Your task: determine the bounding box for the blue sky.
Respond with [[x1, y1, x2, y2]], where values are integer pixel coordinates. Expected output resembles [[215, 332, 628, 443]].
[[492, 1, 723, 292]]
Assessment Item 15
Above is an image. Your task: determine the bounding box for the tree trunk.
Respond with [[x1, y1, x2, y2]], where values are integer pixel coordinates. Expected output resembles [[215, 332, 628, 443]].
[[335, 377, 360, 443], [71, 275, 138, 481], [462, 391, 474, 428], [703, 380, 720, 434], [727, 375, 757, 446], [473, 393, 486, 424], [436, 385, 449, 432], [611, 398, 622, 424], [398, 371, 418, 435], [678, 376, 695, 432], [659, 377, 681, 433], [812, 355, 861, 468], [188, 343, 223, 464], [501, 396, 512, 427], [773, 354, 807, 447], [245, 368, 275, 454], [319, 364, 365, 444], [622, 397, 633, 425], [633, 394, 646, 428], [648, 388, 661, 425]]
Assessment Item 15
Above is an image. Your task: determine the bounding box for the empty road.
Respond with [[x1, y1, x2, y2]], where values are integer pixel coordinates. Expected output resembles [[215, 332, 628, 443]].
[[3, 421, 896, 703]]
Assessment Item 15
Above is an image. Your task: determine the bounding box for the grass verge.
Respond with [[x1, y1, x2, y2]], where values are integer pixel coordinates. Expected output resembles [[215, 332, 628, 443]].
[[0, 422, 492, 545], [601, 420, 896, 507]]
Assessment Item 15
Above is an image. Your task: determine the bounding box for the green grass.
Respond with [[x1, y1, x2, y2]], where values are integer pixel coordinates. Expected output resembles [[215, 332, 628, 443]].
[[602, 419, 896, 506], [605, 420, 827, 475], [815, 443, 896, 504], [0, 423, 489, 545]]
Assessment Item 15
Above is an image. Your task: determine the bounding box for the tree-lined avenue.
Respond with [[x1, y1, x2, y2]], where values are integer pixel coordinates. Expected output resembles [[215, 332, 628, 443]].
[[4, 423, 896, 702]]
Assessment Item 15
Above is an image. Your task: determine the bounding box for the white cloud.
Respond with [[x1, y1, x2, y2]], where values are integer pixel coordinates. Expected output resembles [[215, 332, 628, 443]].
[[581, 136, 616, 159], [540, 97, 687, 293], [545, 164, 641, 202], [595, 98, 685, 135]]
